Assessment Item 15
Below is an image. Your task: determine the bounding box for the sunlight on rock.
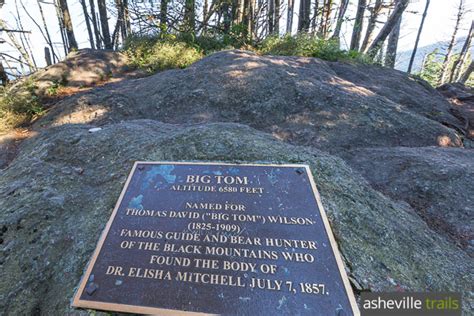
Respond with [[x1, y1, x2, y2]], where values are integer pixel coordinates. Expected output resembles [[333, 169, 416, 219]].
[[437, 135, 453, 147], [243, 61, 264, 69], [53, 107, 109, 126], [192, 112, 213, 121], [338, 113, 349, 120], [287, 113, 314, 125], [329, 78, 375, 97], [271, 130, 291, 141]]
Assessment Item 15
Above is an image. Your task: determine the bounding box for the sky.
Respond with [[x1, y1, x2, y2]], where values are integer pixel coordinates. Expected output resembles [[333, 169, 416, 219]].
[[0, 0, 473, 75]]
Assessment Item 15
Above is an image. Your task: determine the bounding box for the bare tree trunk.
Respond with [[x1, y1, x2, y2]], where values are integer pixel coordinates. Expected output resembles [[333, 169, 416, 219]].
[[450, 20, 473, 82], [407, 0, 430, 73], [14, 0, 37, 69], [311, 0, 319, 33], [385, 13, 401, 68], [298, 0, 311, 32], [366, 0, 409, 56], [459, 60, 473, 84], [123, 0, 131, 37], [0, 19, 35, 70], [113, 0, 128, 43], [89, 0, 102, 48], [246, 0, 256, 40], [268, 0, 274, 34], [239, 0, 245, 24], [117, 0, 126, 42], [202, 0, 208, 33], [360, 0, 382, 52], [44, 47, 52, 66], [54, 0, 68, 56], [440, 0, 464, 84], [286, 0, 294, 33], [274, 0, 280, 34], [112, 0, 123, 48], [184, 0, 196, 33], [80, 0, 95, 49], [317, 0, 326, 36], [331, 0, 348, 41], [198, 0, 219, 32], [97, 0, 112, 49], [58, 0, 78, 51], [160, 0, 168, 33], [350, 0, 366, 51], [0, 61, 8, 86], [33, 0, 58, 62], [222, 0, 231, 33], [319, 0, 333, 38]]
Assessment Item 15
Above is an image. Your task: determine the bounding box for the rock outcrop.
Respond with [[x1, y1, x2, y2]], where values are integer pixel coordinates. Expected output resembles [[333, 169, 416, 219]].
[[31, 49, 129, 96], [37, 50, 462, 151], [1, 121, 472, 314], [438, 83, 474, 140], [1, 50, 472, 314], [342, 146, 474, 255]]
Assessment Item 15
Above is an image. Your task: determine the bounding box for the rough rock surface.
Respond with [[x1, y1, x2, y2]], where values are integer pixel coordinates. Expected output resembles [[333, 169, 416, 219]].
[[31, 49, 129, 95], [0, 121, 472, 315], [438, 83, 474, 140], [36, 50, 462, 151], [328, 62, 463, 132], [1, 50, 473, 315], [341, 147, 474, 256]]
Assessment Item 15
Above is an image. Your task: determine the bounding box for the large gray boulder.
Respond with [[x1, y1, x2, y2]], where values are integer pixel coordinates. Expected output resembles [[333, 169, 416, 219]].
[[31, 49, 129, 95], [36, 50, 462, 152], [1, 50, 472, 315], [327, 62, 463, 133], [0, 121, 472, 315], [341, 146, 474, 256], [437, 83, 474, 140]]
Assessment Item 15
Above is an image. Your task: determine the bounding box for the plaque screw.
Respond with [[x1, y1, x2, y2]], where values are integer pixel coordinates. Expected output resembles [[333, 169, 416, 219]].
[[336, 307, 346, 316], [85, 282, 99, 296]]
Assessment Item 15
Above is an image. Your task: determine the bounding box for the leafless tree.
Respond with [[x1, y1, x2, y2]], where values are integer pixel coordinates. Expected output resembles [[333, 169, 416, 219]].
[[407, 0, 430, 73], [450, 20, 473, 82], [58, 0, 78, 52], [385, 9, 401, 68], [331, 0, 349, 41], [360, 0, 383, 53], [298, 0, 311, 31], [98, 0, 112, 49], [89, 0, 102, 48], [350, 0, 366, 51], [80, 0, 95, 49], [459, 60, 473, 84], [287, 0, 294, 33], [440, 0, 464, 84], [0, 19, 35, 70], [365, 0, 409, 56]]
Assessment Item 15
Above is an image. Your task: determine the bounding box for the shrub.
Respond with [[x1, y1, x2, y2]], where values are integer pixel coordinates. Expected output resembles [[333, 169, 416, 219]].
[[0, 79, 43, 131], [259, 33, 370, 63], [123, 35, 204, 72], [417, 49, 473, 87], [416, 49, 444, 87], [175, 32, 228, 54]]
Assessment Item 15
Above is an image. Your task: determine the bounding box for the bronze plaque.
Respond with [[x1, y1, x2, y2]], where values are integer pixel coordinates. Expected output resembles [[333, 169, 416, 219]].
[[72, 162, 359, 315]]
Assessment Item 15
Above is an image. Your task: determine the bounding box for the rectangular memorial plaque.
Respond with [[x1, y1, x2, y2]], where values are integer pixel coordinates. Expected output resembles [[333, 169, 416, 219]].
[[72, 162, 360, 315]]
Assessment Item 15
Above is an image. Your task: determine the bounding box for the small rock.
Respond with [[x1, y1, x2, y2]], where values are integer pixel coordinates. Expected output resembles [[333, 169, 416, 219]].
[[88, 127, 102, 133]]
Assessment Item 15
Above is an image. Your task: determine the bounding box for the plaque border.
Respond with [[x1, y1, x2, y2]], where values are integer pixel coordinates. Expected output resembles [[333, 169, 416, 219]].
[[72, 161, 360, 315]]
